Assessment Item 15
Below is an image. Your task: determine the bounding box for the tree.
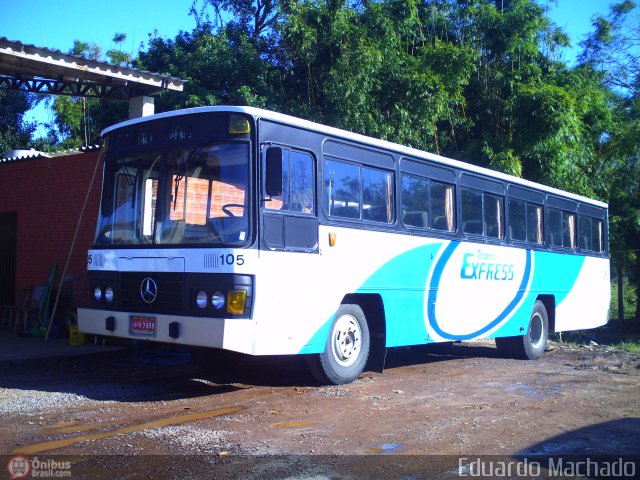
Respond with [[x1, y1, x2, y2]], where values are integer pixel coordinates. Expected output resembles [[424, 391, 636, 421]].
[[136, 24, 278, 112], [190, 0, 282, 41], [46, 39, 128, 148], [0, 90, 37, 155], [579, 1, 640, 318], [107, 33, 132, 66]]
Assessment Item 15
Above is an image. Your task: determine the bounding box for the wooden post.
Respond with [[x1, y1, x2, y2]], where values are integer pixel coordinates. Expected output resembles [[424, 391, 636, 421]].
[[617, 260, 624, 321]]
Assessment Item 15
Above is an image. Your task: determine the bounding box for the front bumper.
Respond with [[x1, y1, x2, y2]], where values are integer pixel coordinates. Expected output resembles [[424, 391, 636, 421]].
[[77, 307, 257, 354]]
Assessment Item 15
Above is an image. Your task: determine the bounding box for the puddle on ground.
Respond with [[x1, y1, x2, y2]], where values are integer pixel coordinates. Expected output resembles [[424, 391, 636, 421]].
[[368, 442, 404, 454], [505, 384, 558, 399], [43, 419, 124, 434], [13, 406, 245, 455]]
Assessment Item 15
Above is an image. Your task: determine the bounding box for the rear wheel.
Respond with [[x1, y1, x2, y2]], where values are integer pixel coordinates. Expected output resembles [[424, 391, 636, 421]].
[[496, 300, 549, 360], [308, 304, 370, 385]]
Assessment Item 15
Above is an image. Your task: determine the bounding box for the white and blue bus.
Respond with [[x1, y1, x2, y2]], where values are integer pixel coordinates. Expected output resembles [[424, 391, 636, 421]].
[[78, 106, 610, 384]]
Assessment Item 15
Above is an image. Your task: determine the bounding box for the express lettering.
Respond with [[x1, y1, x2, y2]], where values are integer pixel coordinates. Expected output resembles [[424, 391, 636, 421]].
[[460, 252, 515, 281]]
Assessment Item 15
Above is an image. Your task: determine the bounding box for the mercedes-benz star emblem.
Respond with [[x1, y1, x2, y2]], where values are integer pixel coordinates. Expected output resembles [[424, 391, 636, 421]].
[[140, 277, 158, 304]]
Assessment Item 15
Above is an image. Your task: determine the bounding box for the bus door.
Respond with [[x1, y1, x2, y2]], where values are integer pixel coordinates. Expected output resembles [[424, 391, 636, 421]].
[[260, 145, 319, 252]]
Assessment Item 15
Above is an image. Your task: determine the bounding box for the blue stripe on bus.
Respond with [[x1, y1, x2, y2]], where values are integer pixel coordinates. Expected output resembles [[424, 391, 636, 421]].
[[299, 241, 587, 354], [299, 242, 443, 353]]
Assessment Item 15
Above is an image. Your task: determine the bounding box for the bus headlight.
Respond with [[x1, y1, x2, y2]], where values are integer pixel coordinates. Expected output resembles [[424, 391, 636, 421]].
[[196, 291, 208, 309], [211, 291, 225, 309], [105, 287, 114, 303], [227, 290, 247, 314], [94, 286, 102, 302]]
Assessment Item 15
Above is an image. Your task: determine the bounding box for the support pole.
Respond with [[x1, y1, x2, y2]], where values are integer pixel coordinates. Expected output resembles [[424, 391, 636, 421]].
[[617, 260, 624, 322], [45, 148, 104, 340]]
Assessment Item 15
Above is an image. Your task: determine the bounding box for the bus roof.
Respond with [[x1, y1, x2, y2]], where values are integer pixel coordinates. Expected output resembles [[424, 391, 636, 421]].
[[103, 105, 608, 209]]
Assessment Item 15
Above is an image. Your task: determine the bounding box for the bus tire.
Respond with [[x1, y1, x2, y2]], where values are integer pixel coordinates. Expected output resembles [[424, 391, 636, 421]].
[[498, 300, 548, 360], [308, 304, 370, 385], [519, 300, 549, 360]]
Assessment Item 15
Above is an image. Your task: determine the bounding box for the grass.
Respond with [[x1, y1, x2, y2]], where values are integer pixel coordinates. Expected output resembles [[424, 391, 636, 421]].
[[608, 341, 640, 353], [551, 323, 640, 353]]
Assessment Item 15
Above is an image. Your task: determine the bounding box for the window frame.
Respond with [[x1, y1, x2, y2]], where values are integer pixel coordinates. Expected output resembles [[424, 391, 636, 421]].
[[460, 186, 505, 239], [263, 147, 316, 216], [323, 157, 395, 224], [400, 173, 456, 232], [508, 197, 544, 245]]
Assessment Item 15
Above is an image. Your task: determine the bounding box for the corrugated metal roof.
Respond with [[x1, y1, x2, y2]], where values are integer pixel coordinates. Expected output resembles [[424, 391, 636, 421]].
[[0, 145, 101, 163], [0, 37, 185, 98]]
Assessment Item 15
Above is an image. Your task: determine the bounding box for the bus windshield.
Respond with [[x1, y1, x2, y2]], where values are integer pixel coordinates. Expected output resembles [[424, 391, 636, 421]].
[[95, 142, 250, 246]]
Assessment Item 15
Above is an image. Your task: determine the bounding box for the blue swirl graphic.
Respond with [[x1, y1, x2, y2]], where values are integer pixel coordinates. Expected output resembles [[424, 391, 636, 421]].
[[427, 242, 532, 340]]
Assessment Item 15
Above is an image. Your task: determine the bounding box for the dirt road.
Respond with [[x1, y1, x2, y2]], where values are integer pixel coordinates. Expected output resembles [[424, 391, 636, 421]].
[[1, 340, 639, 478]]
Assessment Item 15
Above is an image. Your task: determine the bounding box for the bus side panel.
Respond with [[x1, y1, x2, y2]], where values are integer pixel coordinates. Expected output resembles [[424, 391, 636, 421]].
[[252, 228, 609, 355], [553, 256, 610, 332], [253, 227, 441, 355], [355, 241, 444, 347]]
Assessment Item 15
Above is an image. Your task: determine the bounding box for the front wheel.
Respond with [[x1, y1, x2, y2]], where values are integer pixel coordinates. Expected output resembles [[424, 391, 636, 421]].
[[496, 300, 549, 360], [308, 304, 370, 385]]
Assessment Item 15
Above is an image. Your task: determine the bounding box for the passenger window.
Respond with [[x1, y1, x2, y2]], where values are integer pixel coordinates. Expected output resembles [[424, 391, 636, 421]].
[[484, 193, 504, 239], [461, 189, 483, 235], [324, 159, 361, 218], [562, 211, 576, 248], [526, 204, 543, 244], [401, 175, 429, 228], [363, 167, 393, 222], [401, 175, 455, 231], [592, 219, 603, 253], [431, 181, 455, 231], [547, 208, 563, 246], [578, 215, 604, 253], [462, 188, 503, 238], [509, 199, 543, 244], [324, 159, 393, 223], [547, 208, 575, 248], [508, 198, 526, 241], [578, 216, 592, 251]]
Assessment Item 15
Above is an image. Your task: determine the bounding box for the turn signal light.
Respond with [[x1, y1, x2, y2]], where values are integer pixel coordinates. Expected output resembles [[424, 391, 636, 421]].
[[227, 290, 247, 314], [329, 232, 337, 247]]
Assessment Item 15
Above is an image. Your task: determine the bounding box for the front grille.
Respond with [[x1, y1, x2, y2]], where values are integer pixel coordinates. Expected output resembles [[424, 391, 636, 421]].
[[120, 272, 184, 313]]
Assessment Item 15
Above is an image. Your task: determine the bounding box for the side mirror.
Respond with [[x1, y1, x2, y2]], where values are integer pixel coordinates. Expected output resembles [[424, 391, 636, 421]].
[[265, 147, 283, 197]]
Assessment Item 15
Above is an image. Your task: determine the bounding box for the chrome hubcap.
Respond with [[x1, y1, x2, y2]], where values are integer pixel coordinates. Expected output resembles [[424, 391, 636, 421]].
[[529, 313, 544, 349], [331, 314, 362, 367]]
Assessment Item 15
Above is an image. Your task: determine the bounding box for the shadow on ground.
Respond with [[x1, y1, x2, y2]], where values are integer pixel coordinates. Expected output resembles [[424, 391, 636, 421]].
[[0, 341, 508, 402], [518, 418, 640, 457]]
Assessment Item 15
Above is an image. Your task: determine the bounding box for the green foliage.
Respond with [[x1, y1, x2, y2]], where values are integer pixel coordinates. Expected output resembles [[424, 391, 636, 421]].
[[0, 90, 37, 155], [136, 25, 276, 112], [44, 36, 131, 147], [610, 273, 638, 321], [29, 0, 640, 320]]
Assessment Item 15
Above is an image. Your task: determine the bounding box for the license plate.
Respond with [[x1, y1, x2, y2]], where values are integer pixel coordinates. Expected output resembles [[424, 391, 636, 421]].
[[129, 316, 157, 337]]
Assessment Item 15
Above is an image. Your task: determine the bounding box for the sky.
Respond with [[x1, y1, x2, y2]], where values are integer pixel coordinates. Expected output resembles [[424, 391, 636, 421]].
[[1, 0, 628, 139]]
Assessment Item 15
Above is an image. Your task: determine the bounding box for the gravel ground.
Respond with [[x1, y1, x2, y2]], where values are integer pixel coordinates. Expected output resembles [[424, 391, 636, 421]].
[[1, 340, 638, 478]]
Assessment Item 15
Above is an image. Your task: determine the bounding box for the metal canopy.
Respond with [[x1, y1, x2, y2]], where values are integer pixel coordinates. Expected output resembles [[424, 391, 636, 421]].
[[0, 37, 184, 100]]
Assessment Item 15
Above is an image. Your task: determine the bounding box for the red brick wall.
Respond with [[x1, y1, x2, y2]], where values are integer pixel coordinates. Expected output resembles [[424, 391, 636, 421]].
[[0, 151, 103, 315], [170, 177, 247, 223]]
